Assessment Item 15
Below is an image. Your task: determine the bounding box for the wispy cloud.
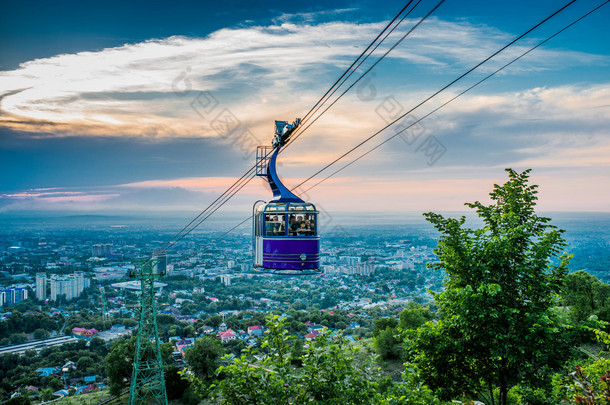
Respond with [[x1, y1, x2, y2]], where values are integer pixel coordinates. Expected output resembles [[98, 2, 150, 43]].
[[0, 17, 605, 138], [0, 177, 269, 212]]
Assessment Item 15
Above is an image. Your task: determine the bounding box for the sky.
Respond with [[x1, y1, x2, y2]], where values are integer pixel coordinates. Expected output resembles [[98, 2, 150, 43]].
[[1, 0, 609, 220]]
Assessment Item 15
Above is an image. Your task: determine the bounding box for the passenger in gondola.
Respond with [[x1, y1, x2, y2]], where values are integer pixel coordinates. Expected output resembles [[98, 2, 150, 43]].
[[266, 221, 275, 236], [289, 215, 299, 236], [297, 222, 309, 236], [272, 224, 283, 236], [305, 219, 314, 235], [276, 220, 284, 235]]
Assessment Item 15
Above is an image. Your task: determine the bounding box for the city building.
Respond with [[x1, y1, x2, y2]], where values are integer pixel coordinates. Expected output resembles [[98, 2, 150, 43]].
[[72, 328, 98, 338], [0, 286, 29, 306], [36, 273, 47, 300], [220, 274, 231, 286], [247, 325, 264, 336], [49, 272, 89, 301], [91, 244, 113, 258], [340, 256, 361, 266], [219, 330, 237, 343]]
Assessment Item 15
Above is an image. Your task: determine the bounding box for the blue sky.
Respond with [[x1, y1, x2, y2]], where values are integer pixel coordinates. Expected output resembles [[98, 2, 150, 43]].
[[1, 0, 609, 215]]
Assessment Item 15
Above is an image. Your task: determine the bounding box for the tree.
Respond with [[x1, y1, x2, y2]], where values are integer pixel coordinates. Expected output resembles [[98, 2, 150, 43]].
[[105, 336, 135, 396], [33, 328, 48, 340], [374, 327, 403, 360], [184, 336, 224, 380], [183, 325, 196, 338], [4, 396, 31, 405], [299, 328, 382, 404], [9, 333, 27, 344], [373, 317, 397, 337], [164, 365, 190, 401], [208, 314, 222, 328], [399, 302, 433, 330], [40, 388, 54, 401], [224, 338, 246, 356], [562, 271, 610, 324], [49, 377, 64, 391], [77, 356, 95, 371], [290, 338, 304, 365], [412, 169, 571, 405]]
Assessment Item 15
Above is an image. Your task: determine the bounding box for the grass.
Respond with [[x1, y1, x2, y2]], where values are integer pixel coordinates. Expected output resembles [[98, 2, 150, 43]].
[[45, 389, 133, 405]]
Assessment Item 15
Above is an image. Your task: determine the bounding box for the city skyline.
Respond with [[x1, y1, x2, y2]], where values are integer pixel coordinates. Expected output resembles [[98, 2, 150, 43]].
[[1, 0, 609, 217]]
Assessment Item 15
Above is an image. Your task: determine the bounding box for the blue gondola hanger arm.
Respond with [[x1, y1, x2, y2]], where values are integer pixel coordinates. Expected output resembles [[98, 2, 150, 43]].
[[258, 118, 304, 203]]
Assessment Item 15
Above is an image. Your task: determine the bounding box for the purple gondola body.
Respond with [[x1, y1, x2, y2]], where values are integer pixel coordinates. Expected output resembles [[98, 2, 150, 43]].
[[262, 238, 320, 270]]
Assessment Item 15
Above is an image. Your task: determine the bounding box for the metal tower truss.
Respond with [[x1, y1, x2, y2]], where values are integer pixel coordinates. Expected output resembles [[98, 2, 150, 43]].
[[129, 256, 168, 405]]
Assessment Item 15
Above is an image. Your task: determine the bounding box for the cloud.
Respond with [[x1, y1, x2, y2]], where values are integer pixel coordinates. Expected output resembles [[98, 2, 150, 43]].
[[0, 177, 272, 213], [0, 17, 605, 139], [430, 85, 610, 167], [0, 189, 120, 211]]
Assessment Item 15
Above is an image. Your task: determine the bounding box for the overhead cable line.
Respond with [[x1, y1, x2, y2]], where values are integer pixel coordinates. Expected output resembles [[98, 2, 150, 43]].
[[286, 0, 446, 148], [292, 0, 421, 130], [300, 0, 610, 194], [153, 167, 257, 255], [293, 0, 578, 189]]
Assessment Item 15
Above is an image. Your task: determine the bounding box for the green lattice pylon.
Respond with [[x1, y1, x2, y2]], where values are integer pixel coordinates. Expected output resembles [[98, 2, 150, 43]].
[[129, 256, 168, 405]]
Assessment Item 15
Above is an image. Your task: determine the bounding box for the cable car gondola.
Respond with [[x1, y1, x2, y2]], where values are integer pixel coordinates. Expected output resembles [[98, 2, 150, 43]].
[[252, 119, 321, 275]]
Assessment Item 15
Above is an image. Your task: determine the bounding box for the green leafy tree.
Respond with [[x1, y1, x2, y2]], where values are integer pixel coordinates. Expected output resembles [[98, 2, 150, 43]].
[[382, 365, 442, 405], [299, 329, 381, 404], [373, 317, 398, 337], [208, 315, 222, 328], [77, 356, 94, 371], [48, 377, 64, 391], [165, 365, 190, 401], [399, 302, 433, 330], [4, 395, 31, 405], [412, 169, 571, 405], [562, 271, 610, 323], [184, 335, 224, 381], [374, 327, 403, 360], [9, 333, 27, 344], [40, 387, 54, 401], [183, 324, 196, 338], [224, 338, 246, 356], [105, 336, 135, 396], [290, 338, 304, 366], [33, 328, 48, 340]]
